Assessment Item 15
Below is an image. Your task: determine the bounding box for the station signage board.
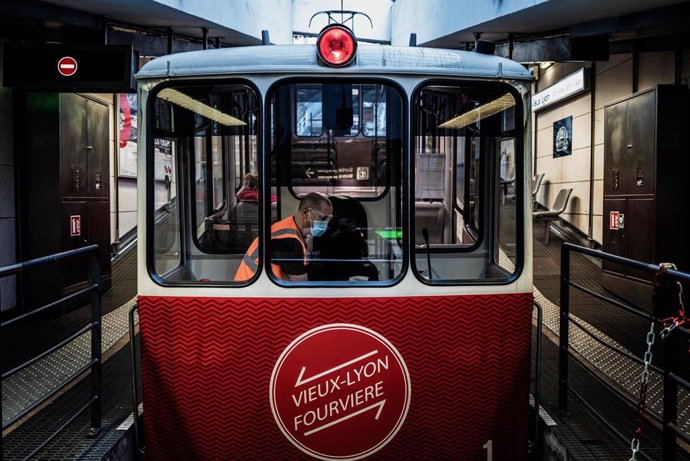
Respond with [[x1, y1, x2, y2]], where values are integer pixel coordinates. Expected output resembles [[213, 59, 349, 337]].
[[532, 68, 588, 112], [3, 43, 136, 92]]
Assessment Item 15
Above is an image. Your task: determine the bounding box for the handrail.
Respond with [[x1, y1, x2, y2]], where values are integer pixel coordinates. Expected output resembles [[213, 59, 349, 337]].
[[1, 284, 98, 329], [2, 323, 93, 380], [559, 242, 689, 460], [129, 303, 145, 454], [0, 245, 100, 278], [0, 244, 102, 459], [528, 301, 543, 454]]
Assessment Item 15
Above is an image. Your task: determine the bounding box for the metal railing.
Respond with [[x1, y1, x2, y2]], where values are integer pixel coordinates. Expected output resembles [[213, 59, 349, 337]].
[[559, 242, 690, 460], [129, 302, 145, 454], [1, 245, 102, 460], [529, 300, 543, 455]]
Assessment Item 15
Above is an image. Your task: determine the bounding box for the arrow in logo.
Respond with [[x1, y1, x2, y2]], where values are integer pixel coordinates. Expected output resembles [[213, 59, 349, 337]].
[[304, 400, 387, 436], [294, 350, 378, 387]]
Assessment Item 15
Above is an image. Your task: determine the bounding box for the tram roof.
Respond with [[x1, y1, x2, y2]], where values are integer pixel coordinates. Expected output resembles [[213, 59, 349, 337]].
[[136, 44, 532, 82]]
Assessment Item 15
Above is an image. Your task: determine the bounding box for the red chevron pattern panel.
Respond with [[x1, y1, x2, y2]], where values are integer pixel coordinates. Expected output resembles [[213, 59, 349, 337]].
[[138, 292, 533, 460]]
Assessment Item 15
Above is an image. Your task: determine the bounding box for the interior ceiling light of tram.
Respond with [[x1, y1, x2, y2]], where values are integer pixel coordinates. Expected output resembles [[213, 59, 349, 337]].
[[438, 93, 515, 129], [157, 88, 247, 126]]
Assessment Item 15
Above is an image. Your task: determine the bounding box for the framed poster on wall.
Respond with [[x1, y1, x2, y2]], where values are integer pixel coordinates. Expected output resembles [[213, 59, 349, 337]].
[[118, 93, 138, 177], [553, 116, 572, 158]]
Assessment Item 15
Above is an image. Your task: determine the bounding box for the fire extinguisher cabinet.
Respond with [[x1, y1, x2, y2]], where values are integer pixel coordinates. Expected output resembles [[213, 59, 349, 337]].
[[602, 85, 690, 309]]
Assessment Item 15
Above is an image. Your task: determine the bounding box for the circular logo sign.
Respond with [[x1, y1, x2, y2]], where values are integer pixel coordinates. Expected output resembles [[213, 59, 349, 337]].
[[57, 56, 78, 77], [270, 324, 411, 460]]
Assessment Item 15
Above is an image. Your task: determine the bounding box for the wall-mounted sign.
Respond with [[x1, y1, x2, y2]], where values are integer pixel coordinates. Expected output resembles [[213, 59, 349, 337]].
[[553, 116, 572, 158], [70, 215, 81, 237], [3, 43, 136, 92], [118, 93, 138, 178], [609, 211, 624, 230], [532, 68, 588, 112], [57, 56, 78, 77]]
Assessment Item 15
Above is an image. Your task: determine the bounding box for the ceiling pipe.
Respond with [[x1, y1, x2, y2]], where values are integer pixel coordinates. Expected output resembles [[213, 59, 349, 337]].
[[166, 27, 173, 54]]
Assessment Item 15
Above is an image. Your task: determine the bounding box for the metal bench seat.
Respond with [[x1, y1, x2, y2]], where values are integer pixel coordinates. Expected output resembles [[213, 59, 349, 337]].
[[533, 187, 573, 244]]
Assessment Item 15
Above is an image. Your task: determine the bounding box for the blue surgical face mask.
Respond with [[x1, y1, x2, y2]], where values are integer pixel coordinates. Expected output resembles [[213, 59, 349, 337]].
[[311, 219, 329, 237]]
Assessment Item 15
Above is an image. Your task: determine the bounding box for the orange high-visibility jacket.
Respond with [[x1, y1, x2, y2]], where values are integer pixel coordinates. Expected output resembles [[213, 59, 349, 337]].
[[233, 216, 306, 282]]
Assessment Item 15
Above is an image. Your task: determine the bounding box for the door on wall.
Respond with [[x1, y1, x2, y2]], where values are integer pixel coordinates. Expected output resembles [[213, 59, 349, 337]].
[[22, 92, 111, 311]]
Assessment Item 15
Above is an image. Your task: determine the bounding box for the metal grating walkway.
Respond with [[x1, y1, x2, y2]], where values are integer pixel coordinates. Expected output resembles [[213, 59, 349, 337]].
[[528, 219, 690, 460], [1, 245, 138, 460]]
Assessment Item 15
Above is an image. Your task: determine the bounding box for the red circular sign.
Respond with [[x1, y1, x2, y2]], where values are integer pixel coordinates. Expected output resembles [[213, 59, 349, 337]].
[[57, 56, 78, 77], [270, 324, 411, 460]]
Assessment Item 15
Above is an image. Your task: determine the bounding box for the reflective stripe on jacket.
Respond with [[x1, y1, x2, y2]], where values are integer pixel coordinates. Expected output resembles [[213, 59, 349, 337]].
[[233, 216, 306, 282]]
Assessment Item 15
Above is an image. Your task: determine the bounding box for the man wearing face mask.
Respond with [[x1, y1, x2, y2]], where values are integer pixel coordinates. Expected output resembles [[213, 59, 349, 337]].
[[234, 192, 333, 282]]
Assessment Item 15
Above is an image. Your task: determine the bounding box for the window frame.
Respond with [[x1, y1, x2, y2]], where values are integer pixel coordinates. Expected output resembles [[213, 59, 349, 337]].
[[410, 79, 525, 286], [271, 78, 402, 203], [146, 78, 264, 287], [264, 76, 409, 288]]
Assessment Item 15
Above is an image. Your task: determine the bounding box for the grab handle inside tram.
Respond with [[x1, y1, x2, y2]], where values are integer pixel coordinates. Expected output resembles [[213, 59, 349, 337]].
[[422, 227, 432, 280]]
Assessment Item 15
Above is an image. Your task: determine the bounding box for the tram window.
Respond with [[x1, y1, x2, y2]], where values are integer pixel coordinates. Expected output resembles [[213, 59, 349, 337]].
[[193, 135, 225, 232], [296, 87, 359, 137], [412, 84, 521, 283], [269, 81, 404, 284], [149, 82, 260, 284], [362, 86, 386, 137]]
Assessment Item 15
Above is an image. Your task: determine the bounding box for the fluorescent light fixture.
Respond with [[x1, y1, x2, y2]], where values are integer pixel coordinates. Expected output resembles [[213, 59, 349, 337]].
[[438, 93, 515, 129], [157, 88, 247, 127]]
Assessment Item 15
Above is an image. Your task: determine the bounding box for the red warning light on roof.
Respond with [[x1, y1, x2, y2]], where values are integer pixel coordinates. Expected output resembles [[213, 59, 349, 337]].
[[317, 25, 357, 67], [57, 56, 78, 77]]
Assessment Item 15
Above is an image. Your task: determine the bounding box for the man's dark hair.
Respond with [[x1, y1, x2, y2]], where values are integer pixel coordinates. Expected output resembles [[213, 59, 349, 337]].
[[299, 192, 331, 211]]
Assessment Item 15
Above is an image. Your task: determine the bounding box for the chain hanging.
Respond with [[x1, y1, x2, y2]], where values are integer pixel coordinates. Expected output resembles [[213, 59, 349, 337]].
[[629, 262, 685, 461], [660, 276, 689, 350], [629, 316, 655, 461]]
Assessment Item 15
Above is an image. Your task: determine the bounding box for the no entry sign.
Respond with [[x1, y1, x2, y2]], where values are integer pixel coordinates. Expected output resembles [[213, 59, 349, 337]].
[[57, 56, 78, 77], [270, 324, 411, 460]]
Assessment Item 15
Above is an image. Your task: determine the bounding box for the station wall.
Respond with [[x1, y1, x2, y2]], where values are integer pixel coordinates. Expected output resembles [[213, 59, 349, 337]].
[[0, 83, 135, 312], [0, 41, 16, 311], [533, 50, 689, 245]]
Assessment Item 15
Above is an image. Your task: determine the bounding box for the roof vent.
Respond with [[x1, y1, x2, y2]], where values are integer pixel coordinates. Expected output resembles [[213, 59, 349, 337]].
[[475, 39, 495, 55]]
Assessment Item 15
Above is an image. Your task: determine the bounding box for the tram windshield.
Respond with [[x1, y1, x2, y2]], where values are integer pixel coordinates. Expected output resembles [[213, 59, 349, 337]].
[[148, 79, 522, 285]]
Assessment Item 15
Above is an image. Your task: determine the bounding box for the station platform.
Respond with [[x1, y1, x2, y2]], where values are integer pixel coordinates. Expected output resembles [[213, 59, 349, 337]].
[[1, 245, 139, 460], [1, 222, 688, 460], [529, 221, 689, 460]]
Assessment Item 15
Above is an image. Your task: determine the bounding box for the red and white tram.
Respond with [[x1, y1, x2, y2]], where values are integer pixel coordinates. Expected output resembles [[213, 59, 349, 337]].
[[136, 24, 534, 460]]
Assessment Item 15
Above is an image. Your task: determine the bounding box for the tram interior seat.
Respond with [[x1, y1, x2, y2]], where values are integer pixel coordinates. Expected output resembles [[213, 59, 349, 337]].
[[414, 201, 445, 245], [310, 195, 378, 281], [415, 249, 510, 281], [233, 200, 259, 225], [197, 200, 257, 254]]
